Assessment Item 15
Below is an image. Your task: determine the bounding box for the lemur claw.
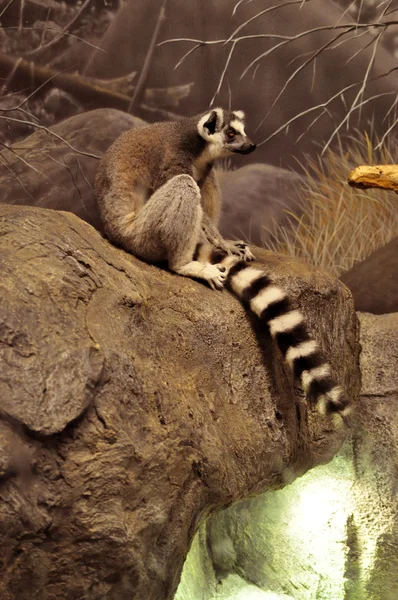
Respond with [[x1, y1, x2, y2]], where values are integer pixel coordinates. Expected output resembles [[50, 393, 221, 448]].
[[228, 240, 255, 262], [203, 263, 227, 290]]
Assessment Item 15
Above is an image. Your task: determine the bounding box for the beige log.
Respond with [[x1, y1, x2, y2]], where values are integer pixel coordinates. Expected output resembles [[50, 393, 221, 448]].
[[348, 165, 398, 193]]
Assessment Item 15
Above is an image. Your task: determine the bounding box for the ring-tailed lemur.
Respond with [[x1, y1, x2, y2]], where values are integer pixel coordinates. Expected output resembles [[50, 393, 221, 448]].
[[95, 108, 350, 419]]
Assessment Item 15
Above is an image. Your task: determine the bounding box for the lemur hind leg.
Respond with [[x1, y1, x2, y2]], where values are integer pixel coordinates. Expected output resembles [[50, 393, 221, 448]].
[[113, 174, 229, 290]]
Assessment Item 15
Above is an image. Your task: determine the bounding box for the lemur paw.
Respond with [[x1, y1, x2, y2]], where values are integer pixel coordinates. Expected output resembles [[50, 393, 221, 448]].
[[202, 263, 228, 290], [228, 241, 255, 262]]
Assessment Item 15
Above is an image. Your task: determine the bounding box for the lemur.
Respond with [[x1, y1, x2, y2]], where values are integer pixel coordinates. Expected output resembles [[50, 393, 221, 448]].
[[95, 108, 350, 419]]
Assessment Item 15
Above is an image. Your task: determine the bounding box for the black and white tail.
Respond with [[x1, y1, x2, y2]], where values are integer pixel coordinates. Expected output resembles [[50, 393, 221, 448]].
[[225, 261, 350, 418]]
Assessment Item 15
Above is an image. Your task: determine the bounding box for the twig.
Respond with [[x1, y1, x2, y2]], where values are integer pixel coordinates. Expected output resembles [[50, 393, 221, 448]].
[[0, 0, 17, 20], [0, 114, 101, 159], [0, 152, 36, 200], [0, 55, 22, 95], [18, 0, 24, 31], [210, 41, 236, 106], [128, 0, 167, 114], [321, 30, 384, 154], [26, 0, 92, 59], [2, 25, 104, 53]]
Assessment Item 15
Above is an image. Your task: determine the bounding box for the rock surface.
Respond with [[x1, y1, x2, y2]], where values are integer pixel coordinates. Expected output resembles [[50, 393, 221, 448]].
[[340, 238, 398, 314], [219, 163, 304, 246], [174, 311, 398, 600], [0, 109, 145, 231], [0, 204, 359, 600]]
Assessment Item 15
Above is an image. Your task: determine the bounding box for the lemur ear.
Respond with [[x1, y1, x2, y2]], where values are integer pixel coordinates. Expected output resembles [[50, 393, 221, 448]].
[[203, 111, 219, 135], [198, 108, 224, 139]]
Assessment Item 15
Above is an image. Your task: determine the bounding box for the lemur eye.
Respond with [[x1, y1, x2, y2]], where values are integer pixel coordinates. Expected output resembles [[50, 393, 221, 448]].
[[227, 130, 236, 139]]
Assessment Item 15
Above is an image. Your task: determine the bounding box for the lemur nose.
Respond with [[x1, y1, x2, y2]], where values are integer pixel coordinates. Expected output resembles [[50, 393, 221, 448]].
[[250, 143, 257, 151]]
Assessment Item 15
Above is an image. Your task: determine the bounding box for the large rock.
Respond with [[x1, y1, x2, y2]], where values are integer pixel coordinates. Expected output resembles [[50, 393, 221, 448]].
[[354, 312, 398, 599], [340, 238, 398, 314], [0, 204, 359, 600], [0, 109, 145, 231], [82, 0, 397, 167], [174, 311, 398, 600], [219, 163, 303, 246]]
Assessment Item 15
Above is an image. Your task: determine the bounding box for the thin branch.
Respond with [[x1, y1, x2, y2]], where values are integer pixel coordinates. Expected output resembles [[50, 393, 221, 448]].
[[2, 25, 105, 53], [254, 26, 354, 133], [18, 0, 24, 31], [0, 152, 36, 201], [239, 21, 398, 79], [321, 30, 384, 154], [26, 0, 92, 59], [0, 144, 42, 176], [0, 115, 101, 160], [257, 83, 395, 148], [0, 0, 17, 19], [210, 41, 236, 107], [129, 0, 167, 114], [225, 0, 317, 45]]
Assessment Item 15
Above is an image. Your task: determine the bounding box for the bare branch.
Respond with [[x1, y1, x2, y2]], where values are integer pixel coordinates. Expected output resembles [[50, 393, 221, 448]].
[[0, 114, 101, 160], [225, 0, 317, 45], [254, 26, 355, 133], [210, 41, 236, 107], [2, 25, 105, 53], [321, 30, 384, 154], [0, 152, 36, 200], [129, 0, 167, 114], [0, 0, 17, 19], [26, 0, 92, 59]]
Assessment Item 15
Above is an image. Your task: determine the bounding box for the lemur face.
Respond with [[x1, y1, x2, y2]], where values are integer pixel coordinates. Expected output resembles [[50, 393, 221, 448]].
[[197, 108, 256, 159]]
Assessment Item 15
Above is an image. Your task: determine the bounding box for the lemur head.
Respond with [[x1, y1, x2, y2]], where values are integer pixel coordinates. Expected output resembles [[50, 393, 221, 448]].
[[197, 108, 256, 159]]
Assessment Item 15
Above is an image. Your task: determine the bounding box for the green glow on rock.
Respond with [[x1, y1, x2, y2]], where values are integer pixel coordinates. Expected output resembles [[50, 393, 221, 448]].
[[175, 447, 396, 600]]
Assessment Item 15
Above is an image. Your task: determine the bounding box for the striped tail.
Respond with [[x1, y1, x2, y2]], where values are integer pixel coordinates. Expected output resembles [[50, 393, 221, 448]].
[[226, 261, 350, 418]]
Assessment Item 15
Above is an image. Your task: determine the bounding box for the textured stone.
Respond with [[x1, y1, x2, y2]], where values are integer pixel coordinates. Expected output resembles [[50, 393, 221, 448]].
[[0, 204, 359, 600], [0, 109, 145, 231], [175, 311, 398, 600], [340, 238, 398, 314], [219, 163, 303, 246]]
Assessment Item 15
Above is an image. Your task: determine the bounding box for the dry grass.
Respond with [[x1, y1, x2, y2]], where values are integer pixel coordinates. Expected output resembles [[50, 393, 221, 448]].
[[262, 132, 398, 277]]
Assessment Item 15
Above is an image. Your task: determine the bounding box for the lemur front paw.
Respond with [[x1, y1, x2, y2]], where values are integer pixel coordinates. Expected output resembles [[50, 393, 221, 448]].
[[202, 263, 228, 290], [228, 241, 255, 262]]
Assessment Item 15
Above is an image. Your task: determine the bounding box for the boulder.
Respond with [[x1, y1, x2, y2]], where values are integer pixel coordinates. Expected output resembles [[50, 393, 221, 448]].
[[340, 238, 398, 314], [0, 204, 359, 600], [82, 0, 398, 167], [0, 109, 145, 231], [219, 163, 304, 246], [174, 311, 398, 600]]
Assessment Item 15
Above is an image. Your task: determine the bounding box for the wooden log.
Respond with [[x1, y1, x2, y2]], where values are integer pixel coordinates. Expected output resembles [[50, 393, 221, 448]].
[[0, 52, 191, 118], [348, 165, 398, 194]]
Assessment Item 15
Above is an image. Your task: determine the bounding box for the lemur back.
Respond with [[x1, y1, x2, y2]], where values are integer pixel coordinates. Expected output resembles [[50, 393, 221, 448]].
[[95, 108, 350, 420]]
